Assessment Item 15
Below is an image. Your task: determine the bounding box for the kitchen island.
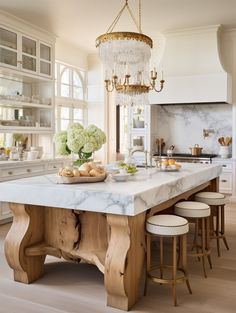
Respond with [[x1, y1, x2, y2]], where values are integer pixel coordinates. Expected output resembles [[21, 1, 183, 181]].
[[0, 163, 221, 311]]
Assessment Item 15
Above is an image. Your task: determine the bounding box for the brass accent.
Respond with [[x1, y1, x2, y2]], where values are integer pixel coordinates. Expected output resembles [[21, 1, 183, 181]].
[[116, 84, 149, 94], [96, 32, 153, 48]]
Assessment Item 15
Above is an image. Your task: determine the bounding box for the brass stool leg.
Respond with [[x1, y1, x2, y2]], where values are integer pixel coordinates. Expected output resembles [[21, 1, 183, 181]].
[[206, 216, 212, 269], [181, 234, 192, 294], [172, 236, 177, 306], [195, 219, 200, 261], [144, 233, 151, 296], [216, 207, 221, 257], [160, 236, 164, 281], [200, 218, 207, 278], [221, 205, 229, 250]]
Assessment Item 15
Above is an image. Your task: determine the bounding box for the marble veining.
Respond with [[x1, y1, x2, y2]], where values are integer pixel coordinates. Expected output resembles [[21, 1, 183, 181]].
[[0, 164, 222, 216], [155, 104, 232, 155]]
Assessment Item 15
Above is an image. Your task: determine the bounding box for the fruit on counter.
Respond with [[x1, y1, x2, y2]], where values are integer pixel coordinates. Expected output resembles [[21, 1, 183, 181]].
[[58, 162, 106, 178], [168, 159, 176, 165], [118, 162, 138, 174], [175, 163, 182, 170]]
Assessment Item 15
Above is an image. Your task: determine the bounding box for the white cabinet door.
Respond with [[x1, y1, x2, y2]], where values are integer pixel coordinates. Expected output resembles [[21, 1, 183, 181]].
[[0, 201, 12, 222], [0, 26, 19, 70], [39, 42, 52, 77], [21, 35, 37, 74]]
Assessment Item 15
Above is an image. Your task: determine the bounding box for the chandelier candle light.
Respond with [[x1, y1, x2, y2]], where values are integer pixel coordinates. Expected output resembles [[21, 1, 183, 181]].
[[95, 0, 165, 106]]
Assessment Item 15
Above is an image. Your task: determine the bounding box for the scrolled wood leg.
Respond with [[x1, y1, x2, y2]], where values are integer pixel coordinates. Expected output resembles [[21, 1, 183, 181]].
[[4, 203, 45, 284], [105, 213, 146, 311]]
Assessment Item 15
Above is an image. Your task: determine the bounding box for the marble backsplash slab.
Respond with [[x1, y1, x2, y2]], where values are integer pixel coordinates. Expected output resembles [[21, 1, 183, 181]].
[[155, 104, 232, 155]]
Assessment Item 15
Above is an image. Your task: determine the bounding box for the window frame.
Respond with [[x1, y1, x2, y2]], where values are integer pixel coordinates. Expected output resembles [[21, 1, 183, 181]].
[[55, 61, 88, 132]]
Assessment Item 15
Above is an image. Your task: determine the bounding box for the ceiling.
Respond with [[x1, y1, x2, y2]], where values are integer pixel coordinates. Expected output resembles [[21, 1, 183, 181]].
[[0, 0, 236, 53]]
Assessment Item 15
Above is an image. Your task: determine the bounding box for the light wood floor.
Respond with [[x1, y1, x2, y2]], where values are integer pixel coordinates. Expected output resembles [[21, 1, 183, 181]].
[[0, 204, 236, 313]]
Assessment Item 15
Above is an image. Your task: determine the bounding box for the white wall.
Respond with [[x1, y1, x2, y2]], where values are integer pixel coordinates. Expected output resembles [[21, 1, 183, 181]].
[[55, 38, 88, 69], [87, 53, 107, 162]]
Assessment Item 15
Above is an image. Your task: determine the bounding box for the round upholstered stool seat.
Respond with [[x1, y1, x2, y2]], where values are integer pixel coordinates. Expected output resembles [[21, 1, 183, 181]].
[[175, 201, 210, 218], [195, 192, 228, 206], [146, 214, 189, 236], [195, 191, 229, 257]]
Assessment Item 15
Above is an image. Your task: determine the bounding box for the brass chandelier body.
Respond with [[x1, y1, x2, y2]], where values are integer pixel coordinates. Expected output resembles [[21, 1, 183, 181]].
[[95, 0, 165, 99]]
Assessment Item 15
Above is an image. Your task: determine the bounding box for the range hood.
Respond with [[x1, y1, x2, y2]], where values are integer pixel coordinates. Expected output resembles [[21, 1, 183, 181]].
[[149, 25, 231, 105]]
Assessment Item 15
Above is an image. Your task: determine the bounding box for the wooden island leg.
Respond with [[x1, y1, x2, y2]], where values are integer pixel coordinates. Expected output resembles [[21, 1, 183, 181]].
[[4, 203, 45, 284], [105, 212, 146, 311]]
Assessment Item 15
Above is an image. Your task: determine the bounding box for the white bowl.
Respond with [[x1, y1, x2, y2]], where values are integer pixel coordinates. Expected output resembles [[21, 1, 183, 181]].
[[112, 173, 130, 182]]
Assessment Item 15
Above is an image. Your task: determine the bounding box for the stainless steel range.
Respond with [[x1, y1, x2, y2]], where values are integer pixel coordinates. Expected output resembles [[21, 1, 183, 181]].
[[153, 153, 218, 164]]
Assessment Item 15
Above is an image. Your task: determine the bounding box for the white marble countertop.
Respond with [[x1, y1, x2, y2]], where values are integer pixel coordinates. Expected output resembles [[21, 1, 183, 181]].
[[0, 163, 222, 216]]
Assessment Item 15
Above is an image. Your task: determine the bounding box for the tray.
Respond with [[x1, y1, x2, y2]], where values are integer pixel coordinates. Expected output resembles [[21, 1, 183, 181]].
[[157, 167, 180, 172], [58, 173, 108, 184]]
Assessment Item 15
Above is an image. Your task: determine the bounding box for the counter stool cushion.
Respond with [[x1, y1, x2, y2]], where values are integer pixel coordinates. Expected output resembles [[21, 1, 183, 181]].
[[146, 214, 189, 236], [175, 201, 210, 218], [195, 192, 228, 206]]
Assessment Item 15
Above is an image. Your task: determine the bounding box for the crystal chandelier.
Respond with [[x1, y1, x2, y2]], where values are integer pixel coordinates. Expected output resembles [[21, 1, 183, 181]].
[[95, 0, 165, 106]]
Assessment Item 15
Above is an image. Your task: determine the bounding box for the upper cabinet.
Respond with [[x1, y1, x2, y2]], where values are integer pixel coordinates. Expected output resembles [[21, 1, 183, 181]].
[[0, 26, 53, 78]]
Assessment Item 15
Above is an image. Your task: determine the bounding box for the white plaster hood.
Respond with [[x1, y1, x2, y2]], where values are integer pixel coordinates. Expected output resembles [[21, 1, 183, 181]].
[[149, 25, 231, 105]]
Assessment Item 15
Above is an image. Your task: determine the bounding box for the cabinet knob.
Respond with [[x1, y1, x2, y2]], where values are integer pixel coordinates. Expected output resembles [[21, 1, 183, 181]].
[[27, 169, 31, 173], [221, 179, 227, 183], [222, 165, 227, 167], [8, 171, 13, 175], [53, 165, 57, 169]]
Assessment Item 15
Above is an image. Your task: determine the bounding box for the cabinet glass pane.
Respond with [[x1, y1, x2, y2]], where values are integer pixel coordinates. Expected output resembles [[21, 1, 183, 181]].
[[22, 55, 36, 72], [40, 43, 51, 61], [40, 61, 51, 76], [132, 106, 145, 128], [22, 37, 36, 56], [0, 48, 17, 66], [0, 28, 17, 49]]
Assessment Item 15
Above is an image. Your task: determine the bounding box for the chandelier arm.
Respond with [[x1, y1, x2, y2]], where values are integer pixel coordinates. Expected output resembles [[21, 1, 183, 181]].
[[150, 80, 165, 92], [106, 1, 128, 33]]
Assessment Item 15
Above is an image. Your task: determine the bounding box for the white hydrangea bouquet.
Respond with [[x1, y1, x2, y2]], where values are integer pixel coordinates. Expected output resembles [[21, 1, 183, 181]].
[[54, 123, 106, 166]]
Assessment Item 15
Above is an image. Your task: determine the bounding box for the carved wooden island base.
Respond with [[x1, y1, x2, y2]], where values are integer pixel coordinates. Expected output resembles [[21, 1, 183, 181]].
[[5, 204, 146, 311], [1, 165, 221, 311]]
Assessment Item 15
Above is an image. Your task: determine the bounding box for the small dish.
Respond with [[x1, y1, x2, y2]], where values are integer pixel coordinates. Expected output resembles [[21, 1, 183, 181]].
[[112, 173, 130, 182]]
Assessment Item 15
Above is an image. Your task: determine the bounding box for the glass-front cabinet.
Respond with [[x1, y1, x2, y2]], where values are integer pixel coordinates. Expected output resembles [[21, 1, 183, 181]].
[[0, 27, 52, 77], [0, 27, 18, 68]]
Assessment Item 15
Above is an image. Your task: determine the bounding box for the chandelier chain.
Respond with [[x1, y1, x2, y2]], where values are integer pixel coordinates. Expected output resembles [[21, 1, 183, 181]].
[[139, 0, 142, 33], [106, 0, 141, 34]]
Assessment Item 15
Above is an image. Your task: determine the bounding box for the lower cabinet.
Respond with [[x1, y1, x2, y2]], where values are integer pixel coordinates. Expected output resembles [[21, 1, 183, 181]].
[[0, 202, 12, 224], [212, 159, 233, 194], [0, 159, 66, 223]]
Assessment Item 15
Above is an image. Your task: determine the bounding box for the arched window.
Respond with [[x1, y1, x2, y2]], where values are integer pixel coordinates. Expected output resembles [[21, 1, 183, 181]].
[[55, 62, 87, 131]]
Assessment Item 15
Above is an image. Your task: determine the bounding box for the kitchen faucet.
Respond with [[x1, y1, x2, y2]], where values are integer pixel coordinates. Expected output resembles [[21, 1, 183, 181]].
[[130, 149, 149, 169]]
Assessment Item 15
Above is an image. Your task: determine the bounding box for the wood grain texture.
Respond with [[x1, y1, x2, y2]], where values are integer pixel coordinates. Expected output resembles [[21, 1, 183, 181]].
[[4, 203, 45, 283], [105, 212, 146, 311]]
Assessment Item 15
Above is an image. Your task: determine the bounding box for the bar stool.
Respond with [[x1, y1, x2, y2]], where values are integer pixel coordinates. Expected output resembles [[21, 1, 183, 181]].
[[145, 214, 192, 306], [174, 201, 212, 278], [195, 192, 229, 257]]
